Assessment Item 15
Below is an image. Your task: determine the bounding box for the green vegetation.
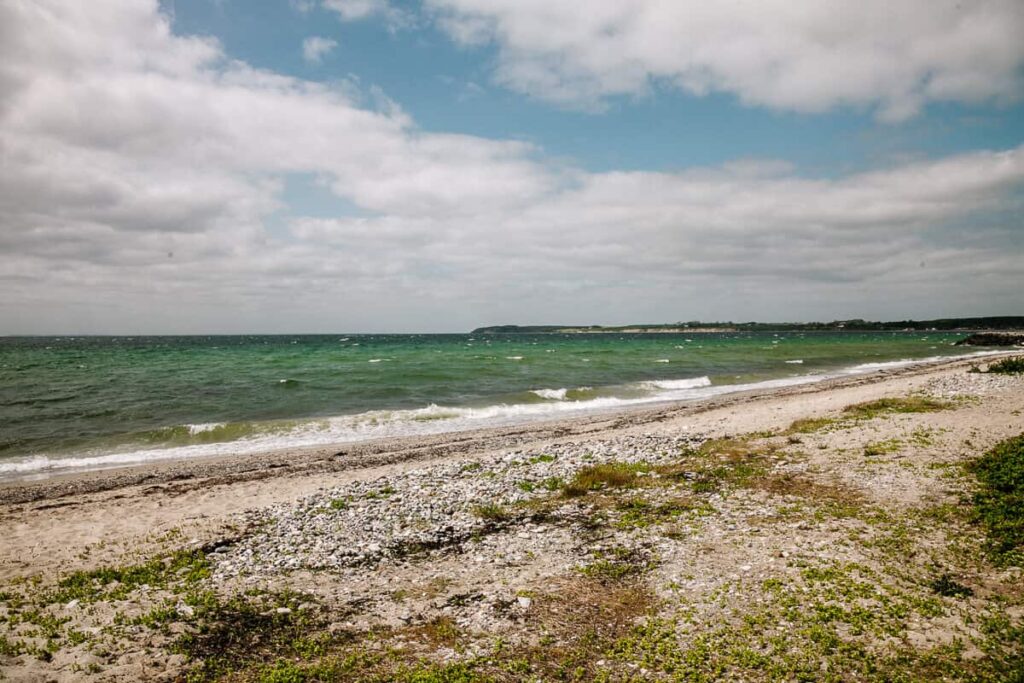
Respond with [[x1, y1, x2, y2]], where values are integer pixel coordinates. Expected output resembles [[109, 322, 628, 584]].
[[985, 357, 1024, 374], [614, 497, 694, 529], [174, 579, 656, 682], [843, 396, 951, 420], [969, 434, 1024, 563], [785, 416, 837, 434], [909, 427, 939, 447], [46, 549, 210, 604], [864, 439, 903, 456], [671, 437, 774, 494], [561, 461, 651, 497], [929, 573, 973, 598], [608, 562, 1022, 682], [471, 503, 511, 523], [576, 546, 653, 582], [785, 396, 955, 439], [365, 486, 396, 499], [172, 589, 330, 682]]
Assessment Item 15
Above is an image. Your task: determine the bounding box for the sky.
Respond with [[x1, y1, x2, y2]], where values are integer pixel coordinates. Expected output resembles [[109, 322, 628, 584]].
[[1, 0, 1023, 334]]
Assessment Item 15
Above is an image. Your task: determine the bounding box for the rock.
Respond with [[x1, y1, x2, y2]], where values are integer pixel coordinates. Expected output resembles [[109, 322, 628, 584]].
[[954, 333, 1024, 347]]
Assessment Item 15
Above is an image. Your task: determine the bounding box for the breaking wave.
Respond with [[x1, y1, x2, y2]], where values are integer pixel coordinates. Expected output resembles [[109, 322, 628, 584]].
[[0, 350, 1007, 479]]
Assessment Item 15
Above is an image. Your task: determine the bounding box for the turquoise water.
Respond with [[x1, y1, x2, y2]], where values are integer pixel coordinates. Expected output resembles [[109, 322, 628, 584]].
[[0, 332, 989, 477]]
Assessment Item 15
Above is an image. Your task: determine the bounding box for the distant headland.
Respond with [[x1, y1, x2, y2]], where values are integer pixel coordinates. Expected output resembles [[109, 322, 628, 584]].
[[471, 316, 1024, 335]]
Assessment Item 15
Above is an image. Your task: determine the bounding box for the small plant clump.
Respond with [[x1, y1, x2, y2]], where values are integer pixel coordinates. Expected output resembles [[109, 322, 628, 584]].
[[929, 573, 973, 598], [843, 396, 951, 420], [561, 462, 650, 497], [864, 439, 903, 457], [471, 503, 511, 522], [985, 357, 1024, 375], [576, 546, 652, 583], [614, 497, 693, 529], [786, 417, 837, 434]]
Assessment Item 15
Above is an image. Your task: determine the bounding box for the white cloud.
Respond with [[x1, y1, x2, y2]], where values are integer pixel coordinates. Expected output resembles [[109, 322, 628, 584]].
[[0, 0, 1021, 334], [290, 0, 317, 14], [302, 36, 337, 64], [322, 0, 416, 30], [427, 0, 1024, 120]]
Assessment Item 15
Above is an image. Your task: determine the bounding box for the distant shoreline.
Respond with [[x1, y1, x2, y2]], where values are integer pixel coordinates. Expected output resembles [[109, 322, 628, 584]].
[[471, 316, 1024, 335]]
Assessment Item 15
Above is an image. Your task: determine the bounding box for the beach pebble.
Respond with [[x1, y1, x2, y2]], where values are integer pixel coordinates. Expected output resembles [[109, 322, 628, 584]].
[[209, 433, 704, 580]]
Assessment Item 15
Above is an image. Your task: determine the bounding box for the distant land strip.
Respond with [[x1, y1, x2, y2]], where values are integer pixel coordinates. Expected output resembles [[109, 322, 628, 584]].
[[471, 316, 1024, 335]]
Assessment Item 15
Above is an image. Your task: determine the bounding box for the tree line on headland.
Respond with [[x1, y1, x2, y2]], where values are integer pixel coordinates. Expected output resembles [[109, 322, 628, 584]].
[[471, 317, 1024, 335]]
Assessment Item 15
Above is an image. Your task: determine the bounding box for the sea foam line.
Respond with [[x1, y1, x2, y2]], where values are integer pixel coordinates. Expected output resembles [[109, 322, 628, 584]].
[[0, 350, 1008, 479]]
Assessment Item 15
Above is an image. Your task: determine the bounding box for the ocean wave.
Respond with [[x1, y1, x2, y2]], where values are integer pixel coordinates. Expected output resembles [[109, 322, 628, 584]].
[[838, 350, 1006, 374], [641, 376, 712, 390], [531, 388, 568, 400], [785, 359, 804, 364], [187, 422, 226, 435], [1, 349, 1007, 479]]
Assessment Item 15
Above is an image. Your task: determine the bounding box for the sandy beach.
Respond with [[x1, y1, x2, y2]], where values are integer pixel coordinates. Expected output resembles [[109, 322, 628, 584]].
[[1, 353, 1022, 681]]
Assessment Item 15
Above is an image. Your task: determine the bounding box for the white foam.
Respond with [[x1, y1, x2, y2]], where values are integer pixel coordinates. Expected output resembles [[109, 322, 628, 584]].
[[506, 356, 523, 360], [3, 349, 1008, 480], [187, 422, 225, 435], [642, 376, 712, 390], [785, 359, 804, 364], [839, 350, 1006, 374], [531, 388, 568, 400]]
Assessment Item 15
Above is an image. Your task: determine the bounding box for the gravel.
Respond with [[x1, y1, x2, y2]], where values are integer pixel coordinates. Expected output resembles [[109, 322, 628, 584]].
[[922, 369, 1023, 398], [213, 434, 704, 580]]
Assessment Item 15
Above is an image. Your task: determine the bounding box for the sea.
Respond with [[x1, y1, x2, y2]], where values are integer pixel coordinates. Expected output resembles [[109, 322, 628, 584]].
[[0, 332, 1000, 479]]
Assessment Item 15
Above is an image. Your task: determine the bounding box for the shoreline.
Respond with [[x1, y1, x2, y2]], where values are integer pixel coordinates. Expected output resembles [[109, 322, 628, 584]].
[[0, 348, 1022, 680], [0, 351, 1014, 505], [1, 338, 1013, 486]]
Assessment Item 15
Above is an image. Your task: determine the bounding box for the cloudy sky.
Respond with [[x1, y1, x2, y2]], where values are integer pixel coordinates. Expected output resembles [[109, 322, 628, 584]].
[[1, 0, 1022, 334]]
